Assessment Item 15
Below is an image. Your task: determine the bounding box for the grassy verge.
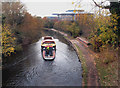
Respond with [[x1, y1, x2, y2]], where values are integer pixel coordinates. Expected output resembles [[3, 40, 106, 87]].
[[63, 36, 68, 39], [94, 48, 118, 86], [95, 57, 118, 86], [74, 43, 88, 86]]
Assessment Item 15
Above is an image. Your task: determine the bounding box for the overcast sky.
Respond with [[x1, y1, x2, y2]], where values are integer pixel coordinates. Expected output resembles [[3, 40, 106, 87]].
[[20, 0, 110, 17]]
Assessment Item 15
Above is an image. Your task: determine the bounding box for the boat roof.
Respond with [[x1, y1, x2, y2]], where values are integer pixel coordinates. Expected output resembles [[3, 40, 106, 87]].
[[43, 39, 55, 42], [43, 36, 53, 38]]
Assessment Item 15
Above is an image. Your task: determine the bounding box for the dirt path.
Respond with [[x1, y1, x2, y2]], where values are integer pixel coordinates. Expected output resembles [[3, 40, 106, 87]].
[[71, 39, 100, 86]]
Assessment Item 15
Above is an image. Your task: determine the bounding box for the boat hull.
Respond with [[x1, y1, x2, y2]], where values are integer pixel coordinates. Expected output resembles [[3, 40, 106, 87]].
[[42, 50, 56, 60]]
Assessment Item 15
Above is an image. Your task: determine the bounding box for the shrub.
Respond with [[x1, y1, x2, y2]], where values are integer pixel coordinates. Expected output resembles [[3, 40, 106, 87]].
[[90, 11, 119, 51], [68, 22, 82, 38], [2, 24, 16, 56]]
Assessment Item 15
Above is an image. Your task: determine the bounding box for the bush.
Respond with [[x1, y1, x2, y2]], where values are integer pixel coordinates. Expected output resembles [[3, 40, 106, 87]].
[[100, 47, 117, 64], [2, 24, 16, 56], [90, 11, 119, 52], [68, 22, 82, 38]]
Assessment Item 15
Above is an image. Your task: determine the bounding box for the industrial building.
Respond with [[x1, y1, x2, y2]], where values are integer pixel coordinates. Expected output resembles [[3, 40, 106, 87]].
[[52, 10, 93, 21]]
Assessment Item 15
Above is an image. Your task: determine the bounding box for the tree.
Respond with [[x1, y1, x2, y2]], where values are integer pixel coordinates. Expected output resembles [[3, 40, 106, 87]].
[[92, 0, 120, 36], [2, 2, 26, 26], [76, 14, 94, 38], [43, 18, 55, 28], [90, 11, 118, 51], [19, 12, 44, 44], [2, 25, 16, 56], [68, 22, 81, 38], [2, 1, 44, 53], [53, 21, 64, 31]]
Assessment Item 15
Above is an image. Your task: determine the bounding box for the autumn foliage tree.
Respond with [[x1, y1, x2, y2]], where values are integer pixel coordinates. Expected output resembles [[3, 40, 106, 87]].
[[43, 17, 55, 28], [54, 21, 66, 31], [2, 1, 44, 57], [19, 12, 44, 44], [76, 14, 94, 38], [53, 20, 82, 38], [89, 10, 119, 52], [67, 22, 81, 38], [2, 1, 26, 52], [92, 0, 120, 46], [2, 25, 16, 56], [88, 0, 120, 51]]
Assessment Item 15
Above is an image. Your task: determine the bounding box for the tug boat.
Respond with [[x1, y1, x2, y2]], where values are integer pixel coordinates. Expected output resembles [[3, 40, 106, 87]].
[[41, 36, 56, 60]]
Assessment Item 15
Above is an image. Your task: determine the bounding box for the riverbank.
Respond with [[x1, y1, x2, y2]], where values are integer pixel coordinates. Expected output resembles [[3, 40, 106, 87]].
[[50, 28, 119, 87], [49, 28, 100, 86]]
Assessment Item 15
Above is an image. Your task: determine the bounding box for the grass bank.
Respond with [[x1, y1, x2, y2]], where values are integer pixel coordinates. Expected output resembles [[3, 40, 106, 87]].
[[94, 50, 118, 86]]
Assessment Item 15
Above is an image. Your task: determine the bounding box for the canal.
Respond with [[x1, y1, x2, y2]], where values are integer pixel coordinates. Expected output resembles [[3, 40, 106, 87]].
[[3, 30, 82, 86]]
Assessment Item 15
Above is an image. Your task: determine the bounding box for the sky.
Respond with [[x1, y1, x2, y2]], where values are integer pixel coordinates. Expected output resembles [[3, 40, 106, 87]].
[[20, 0, 110, 17]]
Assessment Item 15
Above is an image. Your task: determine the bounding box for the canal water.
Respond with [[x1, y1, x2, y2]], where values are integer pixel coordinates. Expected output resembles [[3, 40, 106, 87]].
[[3, 30, 82, 86]]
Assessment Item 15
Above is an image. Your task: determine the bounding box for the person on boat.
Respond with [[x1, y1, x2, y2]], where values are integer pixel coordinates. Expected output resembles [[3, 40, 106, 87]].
[[46, 46, 53, 56], [46, 47, 49, 55]]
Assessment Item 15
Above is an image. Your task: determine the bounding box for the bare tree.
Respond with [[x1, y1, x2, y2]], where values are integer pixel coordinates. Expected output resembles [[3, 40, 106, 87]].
[[2, 1, 26, 26], [92, 0, 120, 14]]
